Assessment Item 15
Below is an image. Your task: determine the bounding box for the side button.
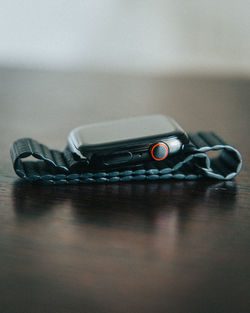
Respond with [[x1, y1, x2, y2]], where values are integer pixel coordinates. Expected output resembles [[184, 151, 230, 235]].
[[103, 151, 132, 166]]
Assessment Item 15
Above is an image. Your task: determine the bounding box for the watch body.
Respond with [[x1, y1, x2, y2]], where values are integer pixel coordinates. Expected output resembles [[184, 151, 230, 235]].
[[68, 115, 189, 169]]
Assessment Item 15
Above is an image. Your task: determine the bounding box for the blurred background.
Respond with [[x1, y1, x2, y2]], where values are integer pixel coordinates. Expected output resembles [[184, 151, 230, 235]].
[[0, 0, 250, 159], [0, 0, 250, 76]]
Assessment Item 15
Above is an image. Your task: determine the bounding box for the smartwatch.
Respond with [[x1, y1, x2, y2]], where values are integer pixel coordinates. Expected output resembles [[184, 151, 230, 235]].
[[68, 115, 189, 169], [10, 115, 242, 184]]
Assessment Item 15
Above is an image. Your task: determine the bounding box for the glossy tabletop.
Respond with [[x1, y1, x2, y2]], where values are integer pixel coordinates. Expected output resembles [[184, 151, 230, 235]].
[[0, 68, 249, 313]]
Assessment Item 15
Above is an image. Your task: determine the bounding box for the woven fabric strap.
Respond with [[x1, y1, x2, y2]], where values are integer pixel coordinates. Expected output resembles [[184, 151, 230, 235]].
[[10, 132, 242, 184]]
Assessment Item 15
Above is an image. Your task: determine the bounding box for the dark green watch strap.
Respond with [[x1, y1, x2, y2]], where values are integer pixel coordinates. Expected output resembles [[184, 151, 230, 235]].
[[10, 132, 242, 184]]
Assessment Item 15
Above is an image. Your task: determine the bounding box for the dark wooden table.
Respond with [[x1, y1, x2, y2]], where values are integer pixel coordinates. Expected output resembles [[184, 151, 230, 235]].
[[0, 67, 249, 313]]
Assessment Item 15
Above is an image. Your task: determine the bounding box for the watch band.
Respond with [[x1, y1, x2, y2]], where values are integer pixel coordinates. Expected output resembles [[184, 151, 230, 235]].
[[10, 132, 242, 184]]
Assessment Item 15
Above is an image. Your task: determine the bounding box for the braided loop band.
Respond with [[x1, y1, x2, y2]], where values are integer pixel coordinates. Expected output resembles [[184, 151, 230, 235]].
[[10, 132, 242, 184]]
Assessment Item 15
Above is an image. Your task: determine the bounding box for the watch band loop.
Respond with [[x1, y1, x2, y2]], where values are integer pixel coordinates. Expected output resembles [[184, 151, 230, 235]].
[[10, 132, 242, 184]]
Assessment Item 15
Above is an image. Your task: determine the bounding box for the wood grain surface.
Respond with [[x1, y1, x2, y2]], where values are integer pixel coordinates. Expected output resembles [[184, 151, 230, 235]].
[[0, 68, 249, 313]]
